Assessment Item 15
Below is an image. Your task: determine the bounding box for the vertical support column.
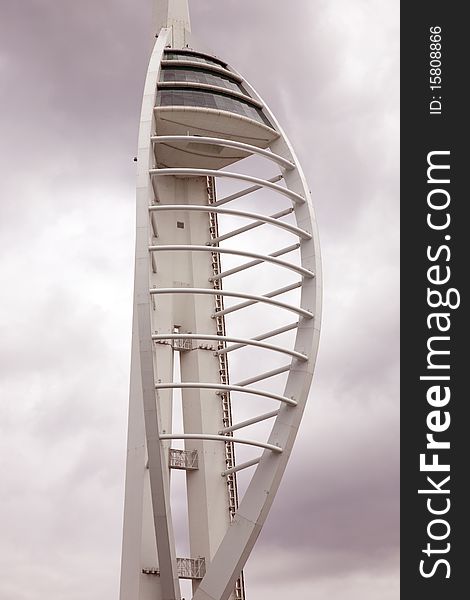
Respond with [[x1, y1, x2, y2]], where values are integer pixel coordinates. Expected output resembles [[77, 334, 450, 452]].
[[121, 29, 180, 600], [136, 29, 180, 600], [119, 310, 149, 600], [155, 175, 233, 597], [152, 0, 191, 48]]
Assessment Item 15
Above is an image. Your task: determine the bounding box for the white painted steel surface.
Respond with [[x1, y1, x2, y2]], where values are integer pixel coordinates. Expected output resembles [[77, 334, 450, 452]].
[[154, 383, 297, 406], [150, 168, 306, 204], [119, 2, 322, 600], [148, 205, 310, 238], [148, 287, 313, 319]]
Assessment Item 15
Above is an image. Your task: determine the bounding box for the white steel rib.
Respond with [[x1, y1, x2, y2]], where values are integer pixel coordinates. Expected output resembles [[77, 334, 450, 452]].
[[150, 168, 305, 203], [154, 383, 297, 406], [214, 281, 302, 317], [209, 243, 301, 281], [212, 175, 284, 207], [148, 287, 313, 319], [221, 458, 261, 477], [159, 434, 283, 454], [216, 322, 299, 355], [235, 365, 292, 387], [119, 4, 322, 600], [212, 207, 295, 243], [151, 333, 308, 362], [148, 205, 311, 239], [148, 244, 314, 278], [219, 410, 280, 434]]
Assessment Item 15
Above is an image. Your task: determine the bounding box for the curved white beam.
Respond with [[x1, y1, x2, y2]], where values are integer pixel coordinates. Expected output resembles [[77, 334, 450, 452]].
[[209, 242, 300, 281], [151, 135, 295, 169], [151, 333, 308, 362], [159, 433, 283, 454], [154, 382, 297, 406], [222, 458, 261, 477], [150, 168, 305, 204], [214, 281, 302, 317], [148, 287, 313, 319], [148, 204, 311, 239], [213, 207, 294, 243], [148, 244, 314, 278], [217, 322, 299, 355]]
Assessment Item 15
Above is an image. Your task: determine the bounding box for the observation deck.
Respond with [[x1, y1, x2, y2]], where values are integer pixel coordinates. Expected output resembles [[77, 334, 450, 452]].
[[120, 15, 321, 600], [154, 48, 279, 169]]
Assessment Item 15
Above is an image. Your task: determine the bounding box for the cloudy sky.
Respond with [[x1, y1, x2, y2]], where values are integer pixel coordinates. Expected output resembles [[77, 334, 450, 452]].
[[0, 1, 399, 599]]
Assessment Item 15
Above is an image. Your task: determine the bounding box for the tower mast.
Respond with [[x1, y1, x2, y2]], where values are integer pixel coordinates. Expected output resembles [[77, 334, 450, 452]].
[[120, 2, 322, 600], [152, 0, 191, 48]]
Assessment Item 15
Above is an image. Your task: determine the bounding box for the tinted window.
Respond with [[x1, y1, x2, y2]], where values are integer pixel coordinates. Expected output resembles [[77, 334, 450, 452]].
[[161, 67, 244, 94], [164, 51, 226, 68], [157, 89, 272, 128]]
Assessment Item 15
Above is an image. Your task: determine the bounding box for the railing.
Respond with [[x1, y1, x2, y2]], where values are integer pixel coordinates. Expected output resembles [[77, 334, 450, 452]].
[[177, 557, 206, 580], [171, 337, 193, 352], [142, 557, 206, 580], [169, 448, 199, 470]]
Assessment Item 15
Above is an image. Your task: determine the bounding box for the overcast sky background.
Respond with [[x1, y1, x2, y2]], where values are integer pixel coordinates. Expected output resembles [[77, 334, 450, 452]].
[[0, 1, 399, 599]]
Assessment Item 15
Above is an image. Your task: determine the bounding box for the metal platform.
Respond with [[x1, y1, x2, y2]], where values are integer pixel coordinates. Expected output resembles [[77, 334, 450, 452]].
[[169, 448, 199, 470], [143, 557, 206, 580]]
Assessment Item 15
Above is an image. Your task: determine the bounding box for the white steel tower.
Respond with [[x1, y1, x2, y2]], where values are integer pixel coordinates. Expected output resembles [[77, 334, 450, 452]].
[[120, 2, 322, 600]]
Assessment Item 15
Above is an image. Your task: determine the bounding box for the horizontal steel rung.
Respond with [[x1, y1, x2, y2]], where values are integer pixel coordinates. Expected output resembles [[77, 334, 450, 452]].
[[159, 433, 283, 453], [222, 458, 261, 477], [210, 243, 301, 281], [149, 168, 305, 204], [149, 287, 313, 319], [148, 244, 314, 279], [152, 333, 308, 361], [214, 281, 302, 317], [148, 204, 310, 240], [217, 322, 299, 355], [235, 364, 291, 387], [219, 410, 280, 434], [212, 207, 295, 243], [155, 382, 297, 406]]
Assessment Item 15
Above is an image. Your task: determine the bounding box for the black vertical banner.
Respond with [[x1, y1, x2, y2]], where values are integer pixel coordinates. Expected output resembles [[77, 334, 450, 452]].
[[401, 3, 467, 600]]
